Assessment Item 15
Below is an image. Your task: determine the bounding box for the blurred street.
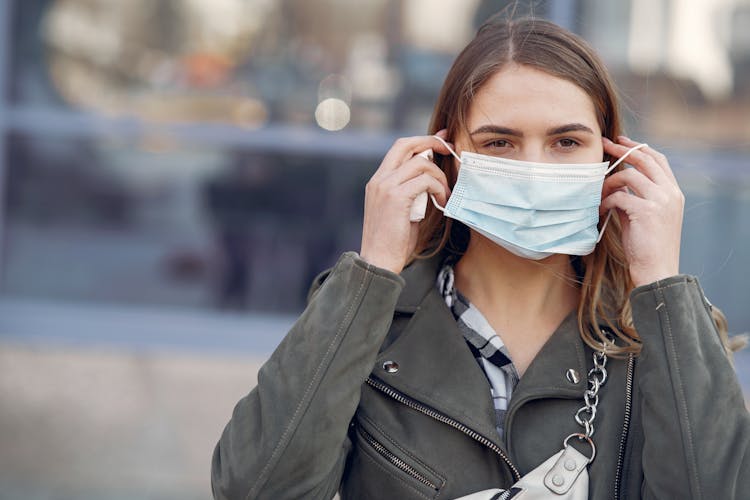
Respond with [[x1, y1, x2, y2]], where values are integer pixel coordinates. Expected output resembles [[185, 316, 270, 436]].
[[0, 342, 264, 500], [0, 303, 295, 499]]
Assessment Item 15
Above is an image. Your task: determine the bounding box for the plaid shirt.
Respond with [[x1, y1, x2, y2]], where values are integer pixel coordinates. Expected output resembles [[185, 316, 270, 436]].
[[437, 263, 520, 440]]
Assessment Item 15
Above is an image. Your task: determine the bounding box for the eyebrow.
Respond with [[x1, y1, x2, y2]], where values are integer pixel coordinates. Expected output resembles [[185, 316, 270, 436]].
[[469, 123, 595, 137], [470, 125, 523, 137], [546, 123, 595, 135]]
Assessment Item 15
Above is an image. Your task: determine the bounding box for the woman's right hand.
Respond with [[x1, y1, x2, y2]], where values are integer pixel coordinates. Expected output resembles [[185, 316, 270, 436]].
[[360, 131, 453, 274]]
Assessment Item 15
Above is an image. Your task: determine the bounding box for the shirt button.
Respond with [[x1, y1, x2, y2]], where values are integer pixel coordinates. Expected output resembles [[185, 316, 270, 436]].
[[382, 360, 399, 373]]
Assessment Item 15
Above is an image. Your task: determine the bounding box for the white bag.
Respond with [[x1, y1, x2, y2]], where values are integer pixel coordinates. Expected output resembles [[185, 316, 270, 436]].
[[453, 348, 608, 500], [453, 443, 590, 499]]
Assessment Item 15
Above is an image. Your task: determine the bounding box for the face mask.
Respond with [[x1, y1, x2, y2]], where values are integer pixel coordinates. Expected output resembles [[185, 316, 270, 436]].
[[429, 136, 646, 260]]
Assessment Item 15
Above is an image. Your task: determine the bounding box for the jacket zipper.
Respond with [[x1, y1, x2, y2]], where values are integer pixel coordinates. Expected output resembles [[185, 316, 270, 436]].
[[613, 354, 635, 499], [357, 425, 439, 490], [366, 376, 522, 481]]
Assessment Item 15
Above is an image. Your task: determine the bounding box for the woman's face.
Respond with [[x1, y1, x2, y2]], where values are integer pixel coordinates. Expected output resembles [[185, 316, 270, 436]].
[[457, 63, 604, 164]]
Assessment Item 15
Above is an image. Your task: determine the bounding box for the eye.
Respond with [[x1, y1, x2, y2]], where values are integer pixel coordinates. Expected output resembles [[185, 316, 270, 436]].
[[556, 138, 580, 149], [483, 139, 512, 149]]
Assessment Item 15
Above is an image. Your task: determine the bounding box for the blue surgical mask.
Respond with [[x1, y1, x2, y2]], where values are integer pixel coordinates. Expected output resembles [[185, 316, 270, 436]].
[[430, 137, 646, 260]]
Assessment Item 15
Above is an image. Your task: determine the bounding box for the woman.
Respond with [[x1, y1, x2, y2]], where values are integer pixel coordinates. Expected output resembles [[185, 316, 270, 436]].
[[211, 17, 750, 499]]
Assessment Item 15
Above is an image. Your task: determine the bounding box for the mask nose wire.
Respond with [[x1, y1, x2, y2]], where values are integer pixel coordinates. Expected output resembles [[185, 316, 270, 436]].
[[427, 135, 462, 213], [597, 142, 649, 243]]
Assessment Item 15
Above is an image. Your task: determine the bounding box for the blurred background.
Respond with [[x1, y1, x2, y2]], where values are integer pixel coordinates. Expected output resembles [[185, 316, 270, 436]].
[[0, 0, 748, 498]]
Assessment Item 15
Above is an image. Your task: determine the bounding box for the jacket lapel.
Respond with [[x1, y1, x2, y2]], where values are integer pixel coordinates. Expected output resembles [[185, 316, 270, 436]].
[[512, 311, 589, 402], [370, 255, 503, 448], [503, 311, 589, 458]]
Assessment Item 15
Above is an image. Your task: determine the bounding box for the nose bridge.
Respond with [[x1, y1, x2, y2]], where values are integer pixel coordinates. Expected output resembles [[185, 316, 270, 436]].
[[519, 137, 547, 163]]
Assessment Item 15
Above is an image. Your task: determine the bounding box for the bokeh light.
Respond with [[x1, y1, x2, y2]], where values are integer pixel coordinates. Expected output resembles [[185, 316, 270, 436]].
[[314, 97, 351, 131]]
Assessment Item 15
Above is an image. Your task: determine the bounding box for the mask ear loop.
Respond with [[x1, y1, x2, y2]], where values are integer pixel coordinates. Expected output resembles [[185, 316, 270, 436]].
[[426, 135, 462, 213], [596, 142, 649, 243]]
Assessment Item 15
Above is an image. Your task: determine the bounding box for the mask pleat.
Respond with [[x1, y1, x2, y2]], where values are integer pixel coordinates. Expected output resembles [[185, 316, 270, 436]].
[[434, 141, 646, 260]]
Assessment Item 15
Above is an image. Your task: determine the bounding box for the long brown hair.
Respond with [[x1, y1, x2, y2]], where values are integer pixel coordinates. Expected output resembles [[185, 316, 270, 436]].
[[413, 16, 735, 358]]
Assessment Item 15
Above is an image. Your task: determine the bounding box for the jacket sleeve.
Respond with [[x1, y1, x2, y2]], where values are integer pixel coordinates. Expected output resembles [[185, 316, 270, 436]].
[[211, 252, 405, 500], [630, 275, 750, 499]]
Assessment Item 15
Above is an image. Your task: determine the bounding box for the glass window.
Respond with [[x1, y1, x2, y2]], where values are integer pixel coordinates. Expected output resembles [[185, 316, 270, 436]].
[[3, 131, 375, 313], [11, 0, 475, 133], [2, 0, 750, 328]]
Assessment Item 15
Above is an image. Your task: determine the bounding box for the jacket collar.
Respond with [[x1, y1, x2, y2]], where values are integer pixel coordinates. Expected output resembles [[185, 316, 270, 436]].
[[504, 310, 589, 456], [374, 283, 502, 446], [393, 252, 446, 313], [511, 311, 588, 403], [373, 253, 589, 450]]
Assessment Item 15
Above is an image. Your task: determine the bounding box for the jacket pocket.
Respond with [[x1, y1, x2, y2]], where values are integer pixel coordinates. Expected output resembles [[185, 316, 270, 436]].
[[343, 418, 446, 499]]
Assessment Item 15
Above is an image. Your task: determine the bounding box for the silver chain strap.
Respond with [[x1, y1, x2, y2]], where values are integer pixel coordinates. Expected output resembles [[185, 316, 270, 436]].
[[574, 349, 608, 439], [562, 345, 610, 464]]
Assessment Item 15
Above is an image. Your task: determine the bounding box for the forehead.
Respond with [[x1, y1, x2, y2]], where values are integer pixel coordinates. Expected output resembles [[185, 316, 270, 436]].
[[466, 64, 600, 133]]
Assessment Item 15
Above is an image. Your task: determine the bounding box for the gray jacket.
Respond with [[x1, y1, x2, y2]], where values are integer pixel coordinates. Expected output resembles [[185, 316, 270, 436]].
[[211, 252, 750, 499]]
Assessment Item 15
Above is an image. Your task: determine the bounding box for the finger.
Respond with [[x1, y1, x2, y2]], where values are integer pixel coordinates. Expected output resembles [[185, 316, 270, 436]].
[[600, 189, 651, 217], [603, 137, 668, 185], [426, 135, 455, 158], [382, 156, 451, 197], [617, 135, 678, 184], [379, 135, 456, 174], [400, 172, 450, 207], [601, 168, 658, 201]]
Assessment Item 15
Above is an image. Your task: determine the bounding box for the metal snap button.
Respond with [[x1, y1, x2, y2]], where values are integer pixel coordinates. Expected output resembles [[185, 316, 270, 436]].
[[552, 474, 565, 487], [564, 458, 577, 471], [565, 368, 580, 384], [382, 360, 399, 373]]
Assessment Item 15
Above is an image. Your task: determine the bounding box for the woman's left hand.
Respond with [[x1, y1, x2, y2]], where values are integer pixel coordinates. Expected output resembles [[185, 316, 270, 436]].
[[600, 136, 685, 287]]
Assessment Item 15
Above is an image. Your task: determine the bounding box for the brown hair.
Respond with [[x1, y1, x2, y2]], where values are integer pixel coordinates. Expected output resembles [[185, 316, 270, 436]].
[[413, 16, 735, 358]]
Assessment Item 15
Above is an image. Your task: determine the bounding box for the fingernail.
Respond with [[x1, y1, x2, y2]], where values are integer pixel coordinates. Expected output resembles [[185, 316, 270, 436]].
[[618, 135, 631, 141], [602, 137, 612, 143]]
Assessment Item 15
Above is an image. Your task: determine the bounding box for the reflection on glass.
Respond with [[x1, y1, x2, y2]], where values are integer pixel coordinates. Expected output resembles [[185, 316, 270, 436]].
[[42, 0, 270, 122], [3, 133, 373, 313], [3, 0, 750, 325], [30, 0, 462, 131]]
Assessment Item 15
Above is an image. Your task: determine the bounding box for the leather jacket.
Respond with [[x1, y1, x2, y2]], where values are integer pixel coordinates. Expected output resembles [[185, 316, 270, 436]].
[[211, 252, 750, 499]]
